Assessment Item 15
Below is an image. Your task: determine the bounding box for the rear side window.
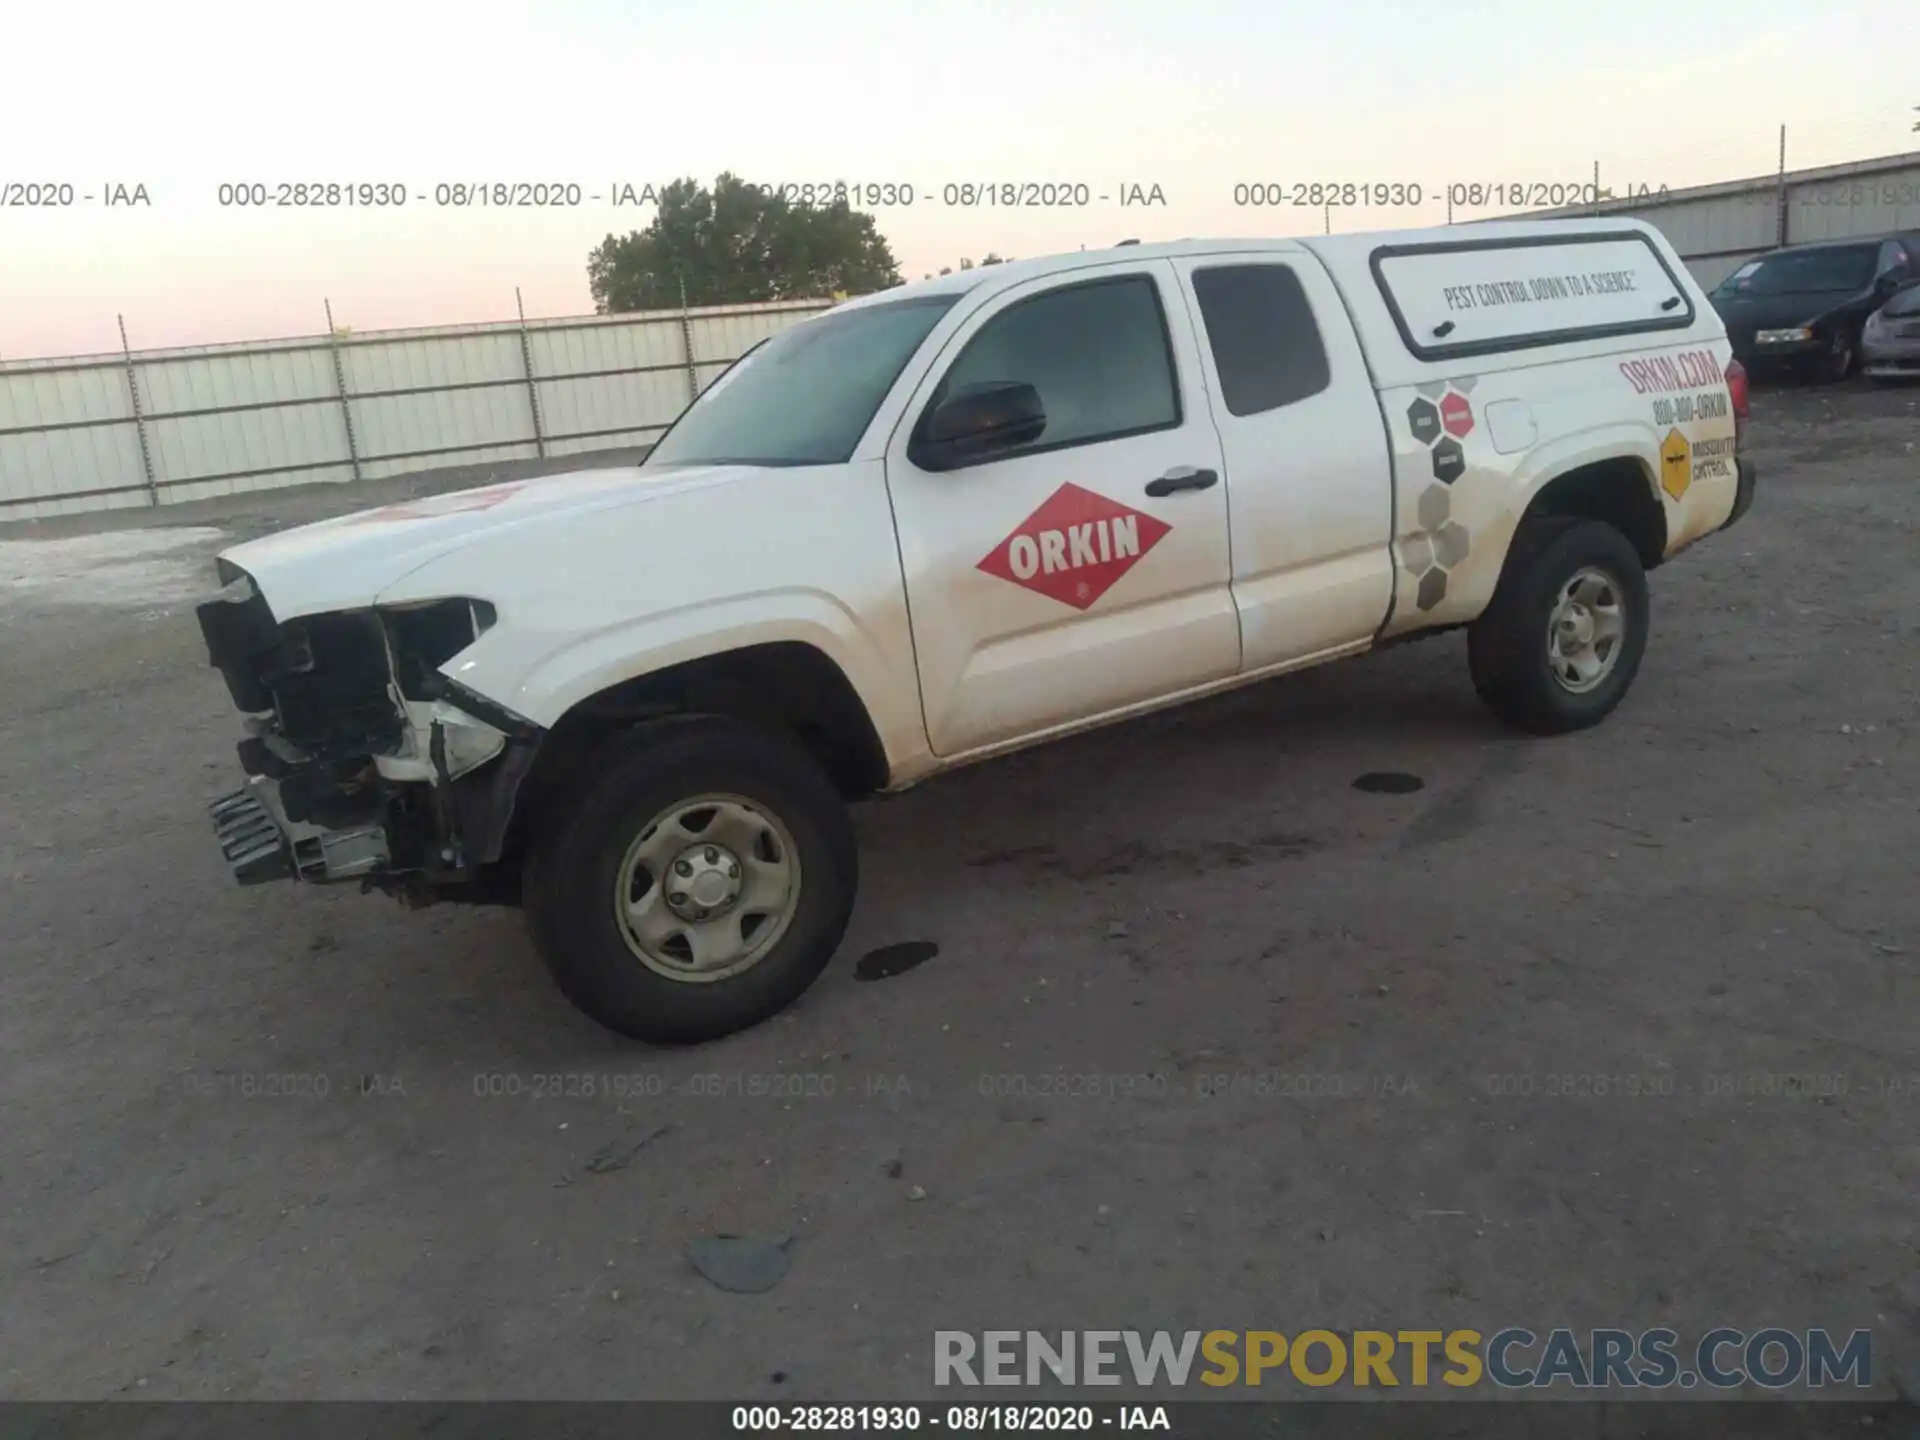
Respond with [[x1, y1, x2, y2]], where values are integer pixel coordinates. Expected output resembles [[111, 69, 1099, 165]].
[[1190, 264, 1331, 416]]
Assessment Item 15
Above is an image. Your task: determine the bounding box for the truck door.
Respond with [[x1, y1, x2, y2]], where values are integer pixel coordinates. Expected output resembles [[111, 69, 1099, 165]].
[[1166, 253, 1396, 671], [884, 260, 1239, 758]]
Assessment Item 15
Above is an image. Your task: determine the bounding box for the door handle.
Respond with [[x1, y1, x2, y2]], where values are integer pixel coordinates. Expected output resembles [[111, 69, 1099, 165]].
[[1144, 466, 1218, 498]]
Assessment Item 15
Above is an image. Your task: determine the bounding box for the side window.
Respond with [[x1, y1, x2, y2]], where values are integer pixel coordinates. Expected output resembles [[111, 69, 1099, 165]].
[[930, 275, 1181, 455], [1189, 264, 1332, 417], [1880, 240, 1911, 277]]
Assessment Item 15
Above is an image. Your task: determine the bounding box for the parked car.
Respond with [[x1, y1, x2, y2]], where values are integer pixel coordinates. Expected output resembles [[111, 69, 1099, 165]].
[[198, 218, 1756, 1044], [1709, 233, 1920, 382], [1862, 279, 1920, 381]]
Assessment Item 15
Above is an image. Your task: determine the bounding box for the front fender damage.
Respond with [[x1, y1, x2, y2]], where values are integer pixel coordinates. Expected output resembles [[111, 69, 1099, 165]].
[[198, 570, 545, 907]]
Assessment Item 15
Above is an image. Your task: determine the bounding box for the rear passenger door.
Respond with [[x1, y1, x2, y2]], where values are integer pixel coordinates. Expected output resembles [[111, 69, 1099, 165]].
[[1168, 253, 1396, 672]]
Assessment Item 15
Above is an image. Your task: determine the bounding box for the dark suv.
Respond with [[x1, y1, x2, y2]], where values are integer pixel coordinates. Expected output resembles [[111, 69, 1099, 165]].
[[1708, 233, 1920, 382]]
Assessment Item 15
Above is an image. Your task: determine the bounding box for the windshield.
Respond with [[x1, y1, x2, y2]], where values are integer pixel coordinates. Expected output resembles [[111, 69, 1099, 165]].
[[645, 295, 960, 468], [1716, 246, 1877, 297]]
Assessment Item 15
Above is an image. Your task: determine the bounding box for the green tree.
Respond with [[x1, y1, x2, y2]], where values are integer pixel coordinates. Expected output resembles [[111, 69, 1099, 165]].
[[922, 253, 1011, 279], [588, 173, 902, 312]]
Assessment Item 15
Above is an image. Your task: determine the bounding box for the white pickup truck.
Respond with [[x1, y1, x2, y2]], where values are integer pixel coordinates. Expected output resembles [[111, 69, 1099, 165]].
[[198, 218, 1757, 1043]]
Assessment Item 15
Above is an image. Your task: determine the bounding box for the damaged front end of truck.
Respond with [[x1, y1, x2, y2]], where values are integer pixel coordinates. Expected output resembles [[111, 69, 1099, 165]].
[[195, 559, 543, 907]]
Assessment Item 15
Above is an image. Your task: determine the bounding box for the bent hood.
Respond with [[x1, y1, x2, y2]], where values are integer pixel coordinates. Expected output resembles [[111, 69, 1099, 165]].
[[217, 465, 747, 619]]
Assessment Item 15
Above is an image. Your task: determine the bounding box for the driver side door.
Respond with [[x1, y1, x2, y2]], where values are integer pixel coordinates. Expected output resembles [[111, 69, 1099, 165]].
[[883, 260, 1240, 758]]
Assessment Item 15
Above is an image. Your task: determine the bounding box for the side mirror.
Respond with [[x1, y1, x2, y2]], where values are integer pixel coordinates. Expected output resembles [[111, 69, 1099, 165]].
[[911, 382, 1046, 471]]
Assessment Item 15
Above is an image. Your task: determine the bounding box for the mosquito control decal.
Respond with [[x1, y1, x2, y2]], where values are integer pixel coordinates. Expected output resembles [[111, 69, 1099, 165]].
[[1689, 434, 1737, 486], [976, 483, 1171, 610], [1660, 428, 1692, 501], [1622, 348, 1734, 507]]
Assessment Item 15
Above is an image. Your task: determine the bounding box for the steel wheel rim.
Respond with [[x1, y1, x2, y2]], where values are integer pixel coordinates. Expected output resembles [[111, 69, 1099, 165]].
[[613, 793, 802, 983], [1546, 565, 1626, 695]]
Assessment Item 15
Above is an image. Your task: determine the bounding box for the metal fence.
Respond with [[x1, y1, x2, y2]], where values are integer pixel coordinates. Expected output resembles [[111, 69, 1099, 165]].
[[0, 297, 836, 522], [1506, 149, 1920, 292]]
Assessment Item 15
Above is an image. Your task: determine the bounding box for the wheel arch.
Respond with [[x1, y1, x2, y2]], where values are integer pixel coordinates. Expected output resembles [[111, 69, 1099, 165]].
[[1512, 453, 1668, 572], [1384, 432, 1668, 640], [511, 638, 895, 844]]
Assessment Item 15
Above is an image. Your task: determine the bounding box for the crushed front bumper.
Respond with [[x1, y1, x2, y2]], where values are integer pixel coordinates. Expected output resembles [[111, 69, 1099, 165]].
[[208, 774, 390, 886], [210, 787, 292, 884]]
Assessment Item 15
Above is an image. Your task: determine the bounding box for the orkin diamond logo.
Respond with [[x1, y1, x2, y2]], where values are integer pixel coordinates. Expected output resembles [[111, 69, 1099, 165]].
[[976, 482, 1172, 611]]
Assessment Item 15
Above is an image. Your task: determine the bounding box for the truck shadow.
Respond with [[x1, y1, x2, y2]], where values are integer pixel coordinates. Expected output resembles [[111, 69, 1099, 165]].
[[257, 633, 1504, 1058], [863, 634, 1495, 846]]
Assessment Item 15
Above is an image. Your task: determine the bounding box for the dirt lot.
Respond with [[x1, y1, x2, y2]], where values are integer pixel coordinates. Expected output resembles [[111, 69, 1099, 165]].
[[2, 388, 1917, 1406]]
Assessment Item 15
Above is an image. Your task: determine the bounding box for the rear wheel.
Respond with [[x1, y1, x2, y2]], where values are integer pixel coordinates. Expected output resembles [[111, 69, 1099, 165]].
[[524, 717, 857, 1044], [1467, 518, 1650, 735]]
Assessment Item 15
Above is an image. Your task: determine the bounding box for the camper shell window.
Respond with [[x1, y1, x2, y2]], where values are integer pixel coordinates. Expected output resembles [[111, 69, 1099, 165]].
[[1370, 231, 1696, 362]]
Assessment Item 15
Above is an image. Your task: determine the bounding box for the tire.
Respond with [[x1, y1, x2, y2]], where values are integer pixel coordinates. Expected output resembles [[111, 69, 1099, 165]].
[[1467, 517, 1650, 736], [523, 716, 857, 1044], [1819, 325, 1857, 383]]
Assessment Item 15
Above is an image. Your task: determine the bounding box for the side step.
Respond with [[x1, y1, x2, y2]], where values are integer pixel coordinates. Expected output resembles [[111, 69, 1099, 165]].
[[209, 788, 293, 884]]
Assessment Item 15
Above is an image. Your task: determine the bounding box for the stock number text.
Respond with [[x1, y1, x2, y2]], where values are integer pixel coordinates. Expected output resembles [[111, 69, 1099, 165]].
[[218, 182, 408, 207], [1235, 182, 1423, 208]]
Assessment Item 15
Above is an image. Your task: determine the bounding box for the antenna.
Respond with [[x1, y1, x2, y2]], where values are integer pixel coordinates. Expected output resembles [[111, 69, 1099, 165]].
[[1116, 238, 1140, 247]]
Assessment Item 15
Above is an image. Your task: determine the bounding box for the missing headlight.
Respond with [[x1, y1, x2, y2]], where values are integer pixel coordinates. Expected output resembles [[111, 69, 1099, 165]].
[[271, 612, 403, 756], [383, 599, 496, 701]]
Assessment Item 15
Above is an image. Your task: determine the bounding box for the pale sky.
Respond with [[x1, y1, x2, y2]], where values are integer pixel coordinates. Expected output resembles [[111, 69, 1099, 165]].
[[3, 0, 1911, 359]]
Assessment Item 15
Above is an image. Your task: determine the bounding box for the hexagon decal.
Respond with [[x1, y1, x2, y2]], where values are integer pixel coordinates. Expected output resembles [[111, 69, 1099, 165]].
[[1416, 569, 1448, 611], [1434, 521, 1470, 569], [1440, 392, 1474, 438], [1417, 484, 1451, 531], [1431, 437, 1465, 484], [1402, 533, 1435, 575], [1407, 398, 1441, 446], [1660, 428, 1691, 501]]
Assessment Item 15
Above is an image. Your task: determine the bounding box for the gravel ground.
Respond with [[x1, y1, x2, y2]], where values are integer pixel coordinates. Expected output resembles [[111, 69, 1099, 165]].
[[1, 385, 1916, 1406]]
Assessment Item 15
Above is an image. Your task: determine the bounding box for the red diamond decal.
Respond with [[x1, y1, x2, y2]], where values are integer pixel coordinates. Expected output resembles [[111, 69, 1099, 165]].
[[976, 483, 1172, 611], [1440, 392, 1474, 438]]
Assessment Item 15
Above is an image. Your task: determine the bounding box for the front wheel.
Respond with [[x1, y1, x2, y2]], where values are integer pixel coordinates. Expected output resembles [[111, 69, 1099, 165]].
[[1818, 325, 1857, 383], [524, 717, 858, 1044], [1467, 518, 1650, 736]]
